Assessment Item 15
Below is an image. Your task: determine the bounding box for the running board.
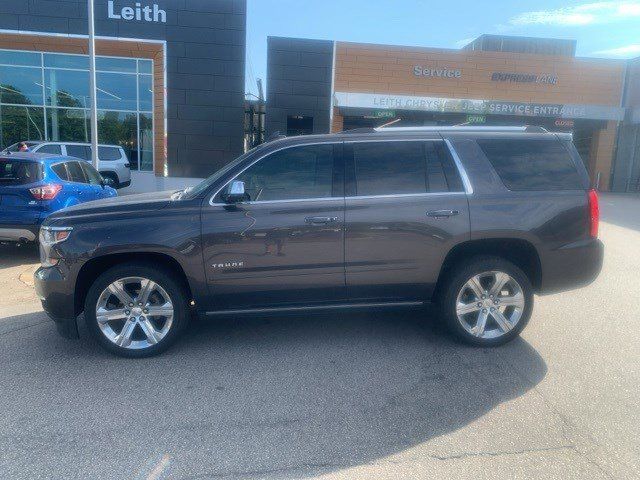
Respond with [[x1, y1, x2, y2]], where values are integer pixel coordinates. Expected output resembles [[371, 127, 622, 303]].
[[205, 301, 424, 316]]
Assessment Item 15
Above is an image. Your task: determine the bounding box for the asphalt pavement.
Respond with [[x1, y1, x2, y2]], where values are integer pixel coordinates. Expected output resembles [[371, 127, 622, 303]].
[[0, 193, 638, 479]]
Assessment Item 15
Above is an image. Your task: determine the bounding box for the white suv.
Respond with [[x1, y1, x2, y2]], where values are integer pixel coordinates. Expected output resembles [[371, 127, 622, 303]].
[[3, 141, 131, 189]]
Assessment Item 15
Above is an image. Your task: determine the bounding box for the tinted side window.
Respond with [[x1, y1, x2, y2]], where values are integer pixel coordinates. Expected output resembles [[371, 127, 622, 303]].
[[80, 162, 103, 185], [228, 144, 334, 202], [66, 161, 87, 183], [352, 141, 464, 196], [477, 139, 583, 191], [66, 145, 90, 161], [98, 146, 121, 161], [51, 163, 69, 181], [37, 144, 62, 155]]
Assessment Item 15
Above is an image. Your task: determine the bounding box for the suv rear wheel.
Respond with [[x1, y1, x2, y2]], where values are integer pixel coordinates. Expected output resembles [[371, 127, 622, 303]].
[[84, 263, 189, 357], [440, 256, 533, 346]]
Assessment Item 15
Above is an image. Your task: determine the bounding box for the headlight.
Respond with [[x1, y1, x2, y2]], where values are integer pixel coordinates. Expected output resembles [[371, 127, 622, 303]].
[[40, 226, 73, 245], [39, 226, 72, 267]]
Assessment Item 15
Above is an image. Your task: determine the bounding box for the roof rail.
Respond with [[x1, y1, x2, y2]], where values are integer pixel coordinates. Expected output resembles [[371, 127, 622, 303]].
[[342, 127, 378, 134], [373, 125, 548, 133]]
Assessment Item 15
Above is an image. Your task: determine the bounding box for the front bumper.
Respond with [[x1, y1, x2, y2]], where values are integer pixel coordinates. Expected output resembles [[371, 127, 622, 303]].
[[34, 266, 79, 338], [539, 238, 604, 295]]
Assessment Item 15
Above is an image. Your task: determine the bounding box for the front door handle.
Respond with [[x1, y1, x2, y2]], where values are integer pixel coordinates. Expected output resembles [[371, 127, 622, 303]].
[[426, 209, 459, 218], [305, 216, 338, 224]]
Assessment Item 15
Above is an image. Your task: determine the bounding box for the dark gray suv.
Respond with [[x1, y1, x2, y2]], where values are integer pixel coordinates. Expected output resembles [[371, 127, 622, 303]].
[[35, 126, 603, 357]]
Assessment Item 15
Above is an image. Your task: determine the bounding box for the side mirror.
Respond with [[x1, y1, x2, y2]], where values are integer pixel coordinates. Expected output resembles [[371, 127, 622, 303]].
[[221, 180, 248, 203]]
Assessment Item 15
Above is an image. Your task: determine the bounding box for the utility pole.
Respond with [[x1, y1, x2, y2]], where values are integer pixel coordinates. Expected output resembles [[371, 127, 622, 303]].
[[87, 0, 99, 169]]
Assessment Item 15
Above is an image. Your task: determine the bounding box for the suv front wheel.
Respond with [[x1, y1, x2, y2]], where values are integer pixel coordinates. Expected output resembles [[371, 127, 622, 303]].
[[84, 263, 189, 357], [440, 256, 533, 346]]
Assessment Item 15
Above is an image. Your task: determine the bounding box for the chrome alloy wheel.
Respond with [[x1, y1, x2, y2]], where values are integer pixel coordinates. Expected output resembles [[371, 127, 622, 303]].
[[455, 270, 526, 339], [95, 276, 174, 350]]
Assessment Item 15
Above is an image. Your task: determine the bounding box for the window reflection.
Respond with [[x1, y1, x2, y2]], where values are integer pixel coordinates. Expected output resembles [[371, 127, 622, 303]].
[[140, 113, 153, 171], [0, 105, 45, 147], [138, 75, 153, 112], [97, 73, 137, 111], [45, 69, 90, 108], [97, 110, 138, 169], [47, 108, 89, 142], [0, 66, 43, 105]]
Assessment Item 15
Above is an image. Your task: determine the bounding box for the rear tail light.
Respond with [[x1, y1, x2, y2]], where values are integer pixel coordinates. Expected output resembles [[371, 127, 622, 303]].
[[124, 163, 130, 168], [30, 184, 62, 200], [588, 188, 599, 238]]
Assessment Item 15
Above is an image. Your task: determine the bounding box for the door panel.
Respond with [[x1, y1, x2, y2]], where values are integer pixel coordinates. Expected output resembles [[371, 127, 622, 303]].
[[344, 139, 470, 301], [202, 199, 345, 309], [345, 194, 469, 300], [200, 142, 346, 311]]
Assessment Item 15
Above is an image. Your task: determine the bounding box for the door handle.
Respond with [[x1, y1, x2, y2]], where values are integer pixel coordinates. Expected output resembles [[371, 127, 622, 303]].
[[305, 216, 338, 224], [426, 209, 459, 218]]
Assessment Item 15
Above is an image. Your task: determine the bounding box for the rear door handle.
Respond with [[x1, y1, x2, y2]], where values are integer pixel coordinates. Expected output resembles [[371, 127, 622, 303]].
[[426, 209, 459, 218], [305, 216, 338, 224]]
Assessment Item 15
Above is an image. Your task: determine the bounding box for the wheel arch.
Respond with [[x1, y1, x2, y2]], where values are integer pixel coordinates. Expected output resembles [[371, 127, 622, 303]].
[[434, 238, 542, 300], [74, 252, 194, 316]]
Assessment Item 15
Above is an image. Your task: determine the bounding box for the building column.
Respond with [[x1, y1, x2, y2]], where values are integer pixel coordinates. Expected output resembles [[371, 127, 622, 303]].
[[331, 108, 343, 133], [588, 120, 618, 191]]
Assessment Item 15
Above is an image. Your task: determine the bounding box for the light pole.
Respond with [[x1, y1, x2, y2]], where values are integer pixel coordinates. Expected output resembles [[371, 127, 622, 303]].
[[87, 0, 99, 169]]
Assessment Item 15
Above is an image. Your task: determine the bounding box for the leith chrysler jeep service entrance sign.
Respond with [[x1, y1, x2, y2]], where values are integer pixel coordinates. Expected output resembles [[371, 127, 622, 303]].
[[333, 92, 625, 121], [107, 1, 166, 22]]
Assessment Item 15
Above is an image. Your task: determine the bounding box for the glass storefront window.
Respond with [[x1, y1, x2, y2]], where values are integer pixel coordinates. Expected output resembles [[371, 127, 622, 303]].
[[43, 53, 89, 70], [0, 50, 40, 67], [97, 57, 137, 73], [0, 66, 43, 105], [45, 69, 90, 108], [138, 59, 153, 74], [139, 113, 154, 172], [97, 110, 139, 168], [97, 72, 137, 111], [47, 108, 89, 143], [138, 75, 153, 112], [0, 49, 153, 171], [0, 105, 45, 147]]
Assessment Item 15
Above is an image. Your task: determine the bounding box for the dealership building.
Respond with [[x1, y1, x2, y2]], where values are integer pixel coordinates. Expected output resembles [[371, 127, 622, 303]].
[[0, 0, 246, 187], [1, 2, 639, 193], [267, 35, 640, 192]]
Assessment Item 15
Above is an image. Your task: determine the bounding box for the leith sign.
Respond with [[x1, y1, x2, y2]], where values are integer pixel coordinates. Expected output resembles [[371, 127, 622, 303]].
[[107, 1, 167, 23]]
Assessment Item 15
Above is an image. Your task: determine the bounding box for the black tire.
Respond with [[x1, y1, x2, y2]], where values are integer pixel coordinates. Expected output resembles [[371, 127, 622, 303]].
[[84, 263, 190, 358], [100, 172, 119, 188], [439, 256, 533, 347]]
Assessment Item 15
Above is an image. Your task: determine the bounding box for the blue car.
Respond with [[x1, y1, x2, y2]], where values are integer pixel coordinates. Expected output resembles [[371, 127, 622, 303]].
[[0, 152, 117, 243]]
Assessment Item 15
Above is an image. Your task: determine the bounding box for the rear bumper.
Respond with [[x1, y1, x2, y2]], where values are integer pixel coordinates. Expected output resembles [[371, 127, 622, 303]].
[[34, 266, 78, 338], [539, 238, 604, 295], [0, 224, 39, 243]]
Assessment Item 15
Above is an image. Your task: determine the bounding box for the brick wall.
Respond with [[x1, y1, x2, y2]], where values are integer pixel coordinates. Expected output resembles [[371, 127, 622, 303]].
[[334, 42, 625, 106]]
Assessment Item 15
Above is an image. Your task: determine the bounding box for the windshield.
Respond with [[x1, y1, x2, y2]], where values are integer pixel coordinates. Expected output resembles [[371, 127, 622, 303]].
[[4, 142, 39, 153], [182, 143, 271, 200]]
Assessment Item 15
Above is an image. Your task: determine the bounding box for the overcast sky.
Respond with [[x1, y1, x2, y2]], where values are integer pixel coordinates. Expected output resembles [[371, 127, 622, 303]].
[[244, 0, 640, 96]]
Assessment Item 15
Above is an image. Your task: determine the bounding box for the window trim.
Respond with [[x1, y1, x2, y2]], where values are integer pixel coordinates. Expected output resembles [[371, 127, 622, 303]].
[[208, 138, 474, 206]]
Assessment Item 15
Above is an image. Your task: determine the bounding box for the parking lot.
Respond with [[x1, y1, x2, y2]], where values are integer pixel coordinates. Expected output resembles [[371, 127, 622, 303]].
[[0, 193, 638, 480]]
